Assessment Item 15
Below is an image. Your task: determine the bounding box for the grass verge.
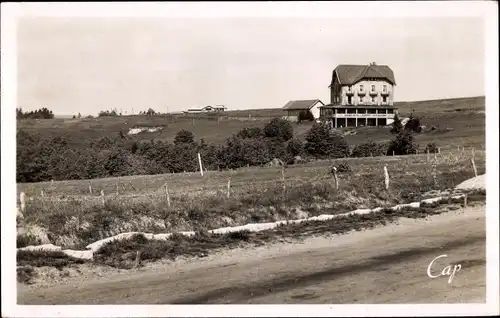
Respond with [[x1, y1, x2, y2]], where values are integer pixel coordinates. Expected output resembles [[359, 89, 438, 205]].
[[17, 189, 485, 282]]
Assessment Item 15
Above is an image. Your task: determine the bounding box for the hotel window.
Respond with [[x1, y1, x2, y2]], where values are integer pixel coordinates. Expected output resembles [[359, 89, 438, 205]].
[[383, 96, 387, 103], [371, 97, 375, 103], [371, 85, 375, 92], [383, 85, 387, 92], [360, 85, 364, 91], [359, 97, 363, 104]]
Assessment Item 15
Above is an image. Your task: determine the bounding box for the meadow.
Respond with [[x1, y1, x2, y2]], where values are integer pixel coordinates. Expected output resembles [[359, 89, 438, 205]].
[[17, 148, 485, 251], [16, 96, 485, 149]]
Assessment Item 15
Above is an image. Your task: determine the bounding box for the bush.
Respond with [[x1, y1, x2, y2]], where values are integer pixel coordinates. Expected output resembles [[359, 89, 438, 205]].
[[287, 138, 303, 157], [387, 130, 418, 156], [298, 110, 315, 122], [351, 140, 386, 158], [236, 127, 263, 139], [304, 123, 350, 159], [174, 129, 195, 145], [263, 118, 294, 141], [425, 142, 439, 154], [405, 115, 422, 133]]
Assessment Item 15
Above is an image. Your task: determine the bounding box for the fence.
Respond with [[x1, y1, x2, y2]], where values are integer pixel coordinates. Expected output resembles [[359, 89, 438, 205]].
[[17, 146, 484, 212]]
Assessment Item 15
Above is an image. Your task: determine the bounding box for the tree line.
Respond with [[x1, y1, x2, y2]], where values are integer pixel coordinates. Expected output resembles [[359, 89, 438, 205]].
[[16, 115, 426, 183]]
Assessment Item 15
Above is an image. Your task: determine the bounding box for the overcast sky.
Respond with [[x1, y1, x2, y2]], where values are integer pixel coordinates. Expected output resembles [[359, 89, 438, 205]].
[[17, 16, 484, 116]]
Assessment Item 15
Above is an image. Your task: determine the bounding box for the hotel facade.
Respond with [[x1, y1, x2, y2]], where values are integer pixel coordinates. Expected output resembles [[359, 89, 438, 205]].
[[319, 63, 397, 128]]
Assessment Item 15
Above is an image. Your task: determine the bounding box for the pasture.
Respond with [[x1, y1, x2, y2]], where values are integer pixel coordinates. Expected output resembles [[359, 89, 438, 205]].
[[17, 148, 485, 250], [16, 96, 485, 149]]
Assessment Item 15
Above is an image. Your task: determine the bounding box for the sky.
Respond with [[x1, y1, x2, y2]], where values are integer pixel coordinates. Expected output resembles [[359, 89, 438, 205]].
[[17, 16, 485, 116]]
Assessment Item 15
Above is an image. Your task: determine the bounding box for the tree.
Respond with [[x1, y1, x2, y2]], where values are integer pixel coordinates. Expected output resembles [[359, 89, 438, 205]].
[[174, 129, 195, 145], [298, 110, 315, 122], [263, 118, 294, 141], [304, 123, 350, 159], [351, 140, 386, 158], [391, 114, 403, 134], [77, 113, 82, 119], [146, 108, 156, 116], [386, 130, 418, 156], [405, 114, 422, 133]]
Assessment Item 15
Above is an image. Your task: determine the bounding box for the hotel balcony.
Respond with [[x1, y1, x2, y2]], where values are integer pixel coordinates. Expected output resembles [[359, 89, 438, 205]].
[[381, 90, 390, 96], [357, 89, 366, 96], [369, 90, 379, 97], [346, 89, 355, 96]]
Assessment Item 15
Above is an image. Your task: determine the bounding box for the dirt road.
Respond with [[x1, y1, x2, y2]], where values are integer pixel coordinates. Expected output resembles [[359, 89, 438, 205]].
[[18, 205, 486, 304]]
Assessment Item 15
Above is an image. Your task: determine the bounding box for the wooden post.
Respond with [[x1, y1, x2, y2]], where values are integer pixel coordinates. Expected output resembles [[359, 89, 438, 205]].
[[471, 158, 478, 177], [472, 148, 475, 160], [384, 165, 390, 190], [332, 167, 339, 190], [89, 181, 92, 194], [392, 151, 395, 156], [134, 251, 141, 268], [116, 180, 119, 195], [281, 165, 286, 198], [464, 194, 468, 207], [101, 190, 105, 205], [427, 148, 430, 162], [20, 192, 26, 212], [51, 179, 54, 187], [40, 190, 44, 198], [227, 178, 231, 199], [165, 183, 171, 208], [434, 152, 437, 161], [432, 163, 438, 188], [198, 153, 204, 177], [437, 147, 441, 154]]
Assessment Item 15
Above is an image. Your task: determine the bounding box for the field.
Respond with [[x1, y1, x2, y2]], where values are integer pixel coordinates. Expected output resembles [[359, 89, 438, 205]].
[[17, 148, 485, 251], [16, 95, 487, 291], [16, 96, 485, 149]]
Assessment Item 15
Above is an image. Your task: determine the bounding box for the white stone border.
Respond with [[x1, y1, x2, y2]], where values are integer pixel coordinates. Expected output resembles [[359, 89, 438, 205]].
[[17, 193, 469, 260]]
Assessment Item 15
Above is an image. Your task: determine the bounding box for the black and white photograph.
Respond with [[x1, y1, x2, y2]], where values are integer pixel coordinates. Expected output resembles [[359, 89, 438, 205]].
[[1, 1, 499, 317]]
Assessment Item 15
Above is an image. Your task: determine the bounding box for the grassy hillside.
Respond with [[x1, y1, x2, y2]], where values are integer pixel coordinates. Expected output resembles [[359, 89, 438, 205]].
[[16, 96, 485, 150]]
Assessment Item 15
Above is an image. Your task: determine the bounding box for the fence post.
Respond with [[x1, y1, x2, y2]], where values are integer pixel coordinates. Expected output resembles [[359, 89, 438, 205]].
[[89, 181, 92, 194], [281, 165, 286, 198], [20, 192, 26, 212], [116, 180, 119, 195], [165, 183, 171, 208], [427, 148, 430, 162], [40, 190, 44, 198], [472, 147, 475, 160], [384, 165, 390, 190], [332, 167, 339, 190], [471, 158, 478, 177], [198, 153, 204, 177], [101, 190, 105, 205], [227, 178, 231, 199]]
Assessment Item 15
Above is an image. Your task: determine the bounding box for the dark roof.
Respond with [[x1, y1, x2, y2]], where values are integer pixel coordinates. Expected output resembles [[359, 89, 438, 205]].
[[330, 64, 396, 87], [282, 99, 324, 110]]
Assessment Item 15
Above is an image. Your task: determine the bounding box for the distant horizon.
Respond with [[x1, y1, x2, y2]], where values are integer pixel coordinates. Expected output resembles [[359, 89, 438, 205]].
[[17, 95, 485, 118]]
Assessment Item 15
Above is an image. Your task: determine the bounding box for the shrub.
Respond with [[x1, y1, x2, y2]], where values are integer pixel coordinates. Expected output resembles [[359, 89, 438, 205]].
[[263, 118, 294, 141], [304, 123, 350, 159], [174, 129, 196, 145], [405, 115, 422, 133], [425, 142, 439, 154], [298, 110, 315, 122], [387, 130, 418, 155], [351, 140, 386, 158], [287, 138, 303, 157], [236, 127, 262, 139]]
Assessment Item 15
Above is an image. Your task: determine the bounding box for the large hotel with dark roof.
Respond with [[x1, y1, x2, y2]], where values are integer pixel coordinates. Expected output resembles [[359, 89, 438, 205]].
[[319, 63, 398, 128]]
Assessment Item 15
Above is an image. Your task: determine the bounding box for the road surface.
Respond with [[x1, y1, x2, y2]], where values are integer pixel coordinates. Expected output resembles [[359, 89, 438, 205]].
[[18, 205, 486, 304]]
